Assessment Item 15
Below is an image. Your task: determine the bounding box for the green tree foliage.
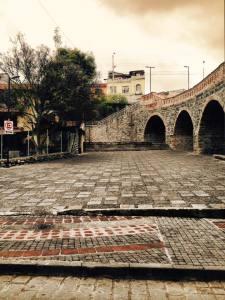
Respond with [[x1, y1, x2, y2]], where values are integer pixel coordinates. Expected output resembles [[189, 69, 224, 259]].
[[43, 47, 97, 122], [0, 33, 98, 152], [0, 33, 52, 153], [93, 94, 128, 120]]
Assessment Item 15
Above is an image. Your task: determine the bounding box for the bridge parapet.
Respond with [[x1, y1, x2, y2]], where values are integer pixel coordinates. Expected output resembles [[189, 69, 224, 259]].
[[162, 62, 225, 108], [140, 93, 164, 110]]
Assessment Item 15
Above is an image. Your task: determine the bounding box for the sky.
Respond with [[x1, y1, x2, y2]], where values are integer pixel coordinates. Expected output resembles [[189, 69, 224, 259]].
[[0, 0, 224, 93]]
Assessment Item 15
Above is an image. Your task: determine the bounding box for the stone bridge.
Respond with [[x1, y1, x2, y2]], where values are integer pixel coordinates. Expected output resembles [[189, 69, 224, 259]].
[[86, 62, 225, 154]]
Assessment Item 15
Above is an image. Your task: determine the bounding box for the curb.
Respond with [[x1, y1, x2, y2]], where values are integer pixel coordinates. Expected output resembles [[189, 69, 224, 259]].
[[0, 208, 224, 218], [213, 154, 225, 161], [57, 208, 225, 219], [0, 152, 76, 168], [0, 260, 225, 280], [0, 207, 225, 219]]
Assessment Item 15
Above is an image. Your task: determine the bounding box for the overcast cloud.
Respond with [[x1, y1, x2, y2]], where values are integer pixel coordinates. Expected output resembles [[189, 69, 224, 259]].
[[99, 0, 224, 53], [0, 0, 224, 92]]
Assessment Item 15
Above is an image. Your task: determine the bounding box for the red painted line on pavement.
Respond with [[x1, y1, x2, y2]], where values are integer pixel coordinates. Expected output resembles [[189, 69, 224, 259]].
[[0, 242, 165, 258], [213, 222, 225, 229]]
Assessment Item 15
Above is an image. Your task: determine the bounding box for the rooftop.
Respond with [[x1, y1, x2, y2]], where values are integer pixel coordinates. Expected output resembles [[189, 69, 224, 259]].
[[107, 70, 145, 80]]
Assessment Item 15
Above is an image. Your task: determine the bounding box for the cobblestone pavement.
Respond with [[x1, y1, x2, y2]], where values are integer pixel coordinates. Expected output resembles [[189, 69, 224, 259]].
[[0, 275, 225, 299], [0, 215, 224, 268], [0, 151, 225, 214]]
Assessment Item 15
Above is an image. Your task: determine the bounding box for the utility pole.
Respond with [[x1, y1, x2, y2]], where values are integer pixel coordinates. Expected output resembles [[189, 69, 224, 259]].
[[145, 66, 155, 93], [203, 60, 205, 79], [60, 131, 63, 153], [112, 52, 116, 81], [46, 129, 49, 155], [27, 130, 30, 156], [8, 76, 11, 113], [184, 66, 190, 89]]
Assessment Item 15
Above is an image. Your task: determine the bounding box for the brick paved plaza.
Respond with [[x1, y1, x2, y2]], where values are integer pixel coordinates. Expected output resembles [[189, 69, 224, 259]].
[[0, 275, 225, 300], [0, 151, 225, 214], [0, 215, 224, 268], [0, 151, 225, 299]]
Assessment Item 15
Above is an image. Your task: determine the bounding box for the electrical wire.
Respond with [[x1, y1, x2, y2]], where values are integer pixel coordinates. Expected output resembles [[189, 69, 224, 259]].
[[37, 0, 75, 47]]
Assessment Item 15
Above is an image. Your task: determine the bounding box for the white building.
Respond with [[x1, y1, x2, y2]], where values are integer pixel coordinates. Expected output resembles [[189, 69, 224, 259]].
[[106, 70, 145, 103]]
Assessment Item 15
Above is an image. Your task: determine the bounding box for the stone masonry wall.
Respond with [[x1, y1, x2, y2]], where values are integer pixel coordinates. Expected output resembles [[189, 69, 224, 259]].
[[86, 63, 225, 153]]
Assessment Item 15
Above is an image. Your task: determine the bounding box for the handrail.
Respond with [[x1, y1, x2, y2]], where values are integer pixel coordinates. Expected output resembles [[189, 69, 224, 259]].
[[142, 62, 224, 111]]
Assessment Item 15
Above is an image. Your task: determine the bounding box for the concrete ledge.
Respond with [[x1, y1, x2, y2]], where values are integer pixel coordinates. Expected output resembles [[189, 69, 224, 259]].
[[0, 208, 224, 218], [0, 152, 75, 168], [58, 208, 225, 219], [0, 260, 225, 280], [213, 154, 225, 161], [84, 142, 169, 152]]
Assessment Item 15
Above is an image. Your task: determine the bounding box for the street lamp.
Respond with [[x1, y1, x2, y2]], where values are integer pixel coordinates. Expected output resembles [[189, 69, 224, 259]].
[[0, 73, 20, 112], [203, 60, 205, 79], [184, 66, 190, 90], [112, 52, 116, 81], [145, 66, 155, 93]]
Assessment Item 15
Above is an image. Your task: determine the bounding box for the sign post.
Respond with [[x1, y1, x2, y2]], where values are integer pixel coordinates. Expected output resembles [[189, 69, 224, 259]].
[[4, 120, 14, 167], [60, 131, 63, 153], [4, 120, 14, 135], [27, 131, 30, 156], [0, 134, 3, 160], [46, 129, 49, 155]]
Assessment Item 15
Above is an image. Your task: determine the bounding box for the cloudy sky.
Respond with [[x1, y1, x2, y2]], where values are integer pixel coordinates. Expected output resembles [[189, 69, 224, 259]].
[[0, 0, 224, 92]]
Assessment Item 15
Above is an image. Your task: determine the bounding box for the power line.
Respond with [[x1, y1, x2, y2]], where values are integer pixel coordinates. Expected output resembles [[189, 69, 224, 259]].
[[37, 0, 74, 47]]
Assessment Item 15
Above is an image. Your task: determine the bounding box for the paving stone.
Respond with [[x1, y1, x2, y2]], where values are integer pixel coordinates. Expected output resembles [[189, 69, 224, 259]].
[[0, 215, 224, 269], [0, 276, 224, 300], [1, 151, 224, 212]]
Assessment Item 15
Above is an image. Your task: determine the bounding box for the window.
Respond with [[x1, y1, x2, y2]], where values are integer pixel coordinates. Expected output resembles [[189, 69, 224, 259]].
[[136, 84, 142, 94], [122, 86, 129, 94], [110, 86, 117, 94]]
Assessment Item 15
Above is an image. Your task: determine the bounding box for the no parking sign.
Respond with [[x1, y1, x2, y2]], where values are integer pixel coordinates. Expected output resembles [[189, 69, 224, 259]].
[[4, 120, 14, 134]]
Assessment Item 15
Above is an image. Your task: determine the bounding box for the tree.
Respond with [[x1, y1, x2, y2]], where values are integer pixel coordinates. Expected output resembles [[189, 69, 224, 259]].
[[93, 94, 128, 120], [43, 47, 97, 122], [0, 33, 53, 153], [0, 34, 98, 153]]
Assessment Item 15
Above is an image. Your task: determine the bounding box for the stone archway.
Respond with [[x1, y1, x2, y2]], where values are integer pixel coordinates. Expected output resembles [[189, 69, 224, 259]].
[[144, 115, 166, 145], [173, 110, 194, 151], [198, 100, 225, 154]]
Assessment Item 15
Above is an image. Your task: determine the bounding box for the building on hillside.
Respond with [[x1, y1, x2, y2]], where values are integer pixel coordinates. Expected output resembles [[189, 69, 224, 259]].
[[92, 83, 107, 95], [106, 70, 145, 103]]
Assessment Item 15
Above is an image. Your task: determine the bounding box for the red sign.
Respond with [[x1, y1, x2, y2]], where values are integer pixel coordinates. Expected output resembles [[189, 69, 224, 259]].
[[4, 120, 14, 134]]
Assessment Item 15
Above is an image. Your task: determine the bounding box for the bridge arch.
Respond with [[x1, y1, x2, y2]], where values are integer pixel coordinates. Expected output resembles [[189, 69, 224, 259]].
[[173, 110, 194, 151], [198, 100, 225, 154], [144, 115, 166, 145]]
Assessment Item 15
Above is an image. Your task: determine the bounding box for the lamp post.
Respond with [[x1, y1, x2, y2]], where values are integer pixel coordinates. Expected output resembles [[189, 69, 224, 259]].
[[0, 73, 20, 112], [0, 73, 19, 167], [112, 52, 116, 81], [203, 60, 205, 79], [145, 66, 155, 93], [184, 66, 190, 90]]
